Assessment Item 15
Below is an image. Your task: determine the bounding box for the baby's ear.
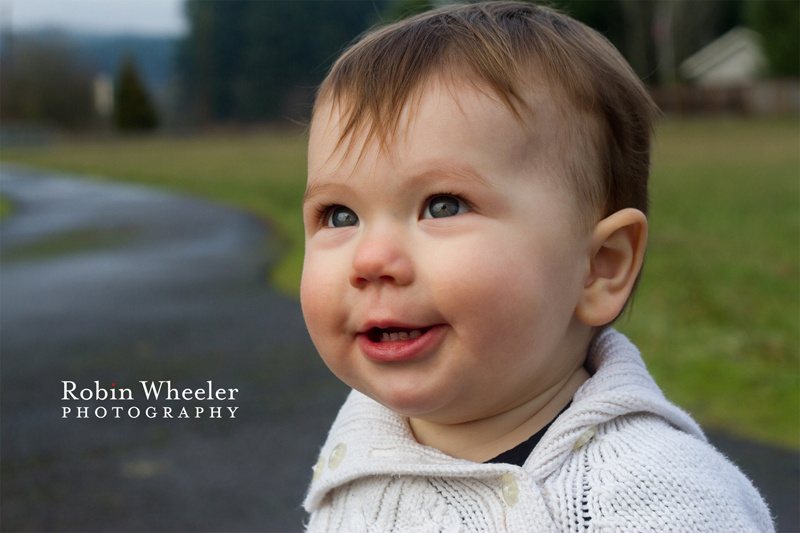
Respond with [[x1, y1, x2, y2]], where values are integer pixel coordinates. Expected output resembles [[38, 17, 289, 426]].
[[575, 208, 648, 326]]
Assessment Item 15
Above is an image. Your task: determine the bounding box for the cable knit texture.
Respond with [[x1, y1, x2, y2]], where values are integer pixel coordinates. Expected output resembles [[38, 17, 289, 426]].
[[303, 329, 774, 532]]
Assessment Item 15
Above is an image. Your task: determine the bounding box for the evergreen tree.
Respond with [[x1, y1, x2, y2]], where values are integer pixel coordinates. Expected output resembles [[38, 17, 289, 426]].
[[177, 0, 388, 124], [747, 0, 799, 77], [115, 56, 158, 130]]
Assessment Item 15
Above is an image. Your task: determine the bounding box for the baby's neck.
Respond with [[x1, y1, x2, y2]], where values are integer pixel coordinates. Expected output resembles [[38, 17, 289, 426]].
[[408, 364, 590, 463]]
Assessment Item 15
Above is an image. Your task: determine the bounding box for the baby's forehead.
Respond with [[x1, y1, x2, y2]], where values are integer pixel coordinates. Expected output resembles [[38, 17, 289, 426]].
[[309, 75, 578, 175]]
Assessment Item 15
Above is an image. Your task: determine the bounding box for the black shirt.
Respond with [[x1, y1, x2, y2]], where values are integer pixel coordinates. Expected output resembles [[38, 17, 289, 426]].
[[484, 401, 573, 467]]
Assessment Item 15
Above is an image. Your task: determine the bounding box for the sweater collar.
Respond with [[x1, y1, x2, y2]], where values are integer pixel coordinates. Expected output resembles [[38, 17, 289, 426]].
[[304, 329, 705, 512]]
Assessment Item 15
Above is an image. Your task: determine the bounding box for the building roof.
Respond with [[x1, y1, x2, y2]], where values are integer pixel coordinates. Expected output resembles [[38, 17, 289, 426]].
[[680, 27, 767, 86]]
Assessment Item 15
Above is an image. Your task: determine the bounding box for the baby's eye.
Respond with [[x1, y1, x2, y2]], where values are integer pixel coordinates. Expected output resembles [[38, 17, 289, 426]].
[[423, 195, 469, 219], [327, 206, 359, 227]]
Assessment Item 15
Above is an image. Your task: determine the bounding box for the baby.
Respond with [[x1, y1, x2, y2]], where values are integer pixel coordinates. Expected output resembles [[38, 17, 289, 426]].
[[300, 2, 773, 531]]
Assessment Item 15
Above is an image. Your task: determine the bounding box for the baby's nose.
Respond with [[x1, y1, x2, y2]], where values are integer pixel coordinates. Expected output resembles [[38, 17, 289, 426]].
[[350, 232, 414, 288]]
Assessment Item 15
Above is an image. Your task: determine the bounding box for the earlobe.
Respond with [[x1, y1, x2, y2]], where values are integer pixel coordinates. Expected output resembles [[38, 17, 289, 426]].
[[575, 208, 648, 326]]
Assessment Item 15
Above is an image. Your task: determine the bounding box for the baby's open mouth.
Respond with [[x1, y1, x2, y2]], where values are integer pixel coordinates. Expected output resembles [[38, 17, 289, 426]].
[[366, 326, 432, 342]]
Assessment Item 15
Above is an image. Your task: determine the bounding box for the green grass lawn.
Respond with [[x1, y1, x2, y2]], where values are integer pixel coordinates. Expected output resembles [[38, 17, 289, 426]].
[[0, 194, 13, 219], [2, 118, 798, 449]]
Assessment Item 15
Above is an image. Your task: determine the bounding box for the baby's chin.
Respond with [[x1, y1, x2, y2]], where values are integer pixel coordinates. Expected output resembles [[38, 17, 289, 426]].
[[354, 380, 473, 424], [331, 347, 479, 422]]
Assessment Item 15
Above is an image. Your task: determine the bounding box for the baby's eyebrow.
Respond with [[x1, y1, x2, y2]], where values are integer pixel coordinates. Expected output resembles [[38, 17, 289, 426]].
[[302, 181, 352, 208], [303, 160, 495, 207], [405, 160, 497, 192]]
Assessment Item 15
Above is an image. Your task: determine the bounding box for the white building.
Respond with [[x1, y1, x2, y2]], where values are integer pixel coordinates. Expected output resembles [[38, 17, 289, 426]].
[[680, 27, 767, 86], [93, 74, 114, 119]]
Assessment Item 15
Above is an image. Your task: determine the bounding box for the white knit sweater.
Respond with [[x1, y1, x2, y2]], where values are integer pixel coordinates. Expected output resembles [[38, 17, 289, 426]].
[[304, 329, 774, 532]]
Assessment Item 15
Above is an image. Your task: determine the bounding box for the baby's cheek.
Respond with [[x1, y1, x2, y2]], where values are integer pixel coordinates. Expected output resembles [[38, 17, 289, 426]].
[[301, 293, 350, 384], [430, 245, 547, 343], [300, 260, 342, 346]]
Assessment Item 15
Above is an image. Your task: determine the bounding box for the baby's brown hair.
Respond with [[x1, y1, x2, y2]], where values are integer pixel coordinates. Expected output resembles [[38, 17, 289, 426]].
[[313, 0, 657, 318]]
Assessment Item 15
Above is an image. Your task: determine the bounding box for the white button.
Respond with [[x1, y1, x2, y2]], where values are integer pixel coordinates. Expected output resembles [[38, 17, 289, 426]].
[[573, 425, 597, 451], [328, 443, 347, 470], [501, 474, 519, 507], [312, 456, 325, 482]]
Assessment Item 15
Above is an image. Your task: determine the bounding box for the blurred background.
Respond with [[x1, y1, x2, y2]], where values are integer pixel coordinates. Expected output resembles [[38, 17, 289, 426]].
[[0, 0, 797, 531]]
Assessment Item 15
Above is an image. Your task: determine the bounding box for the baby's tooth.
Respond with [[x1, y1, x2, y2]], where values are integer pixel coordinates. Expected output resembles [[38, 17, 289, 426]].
[[409, 330, 422, 340], [398, 331, 409, 340], [382, 332, 390, 342], [389, 332, 399, 341]]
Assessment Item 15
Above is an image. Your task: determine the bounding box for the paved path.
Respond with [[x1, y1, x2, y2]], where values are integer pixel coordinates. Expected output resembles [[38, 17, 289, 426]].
[[1, 167, 797, 532]]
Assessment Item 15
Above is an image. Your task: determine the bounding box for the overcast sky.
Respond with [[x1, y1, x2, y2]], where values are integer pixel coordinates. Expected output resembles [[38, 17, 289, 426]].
[[3, 0, 187, 36]]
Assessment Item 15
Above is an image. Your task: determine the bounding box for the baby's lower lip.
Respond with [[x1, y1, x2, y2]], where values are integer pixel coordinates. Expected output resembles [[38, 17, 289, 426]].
[[357, 325, 446, 362]]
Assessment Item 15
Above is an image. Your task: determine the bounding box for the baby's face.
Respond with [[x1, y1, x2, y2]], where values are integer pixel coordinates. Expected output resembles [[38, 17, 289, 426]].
[[301, 80, 594, 425]]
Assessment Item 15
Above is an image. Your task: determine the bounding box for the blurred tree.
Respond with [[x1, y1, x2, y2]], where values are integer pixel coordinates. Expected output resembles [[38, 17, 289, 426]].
[[0, 34, 95, 129], [177, 0, 388, 124], [554, 0, 626, 53], [383, 0, 435, 22], [114, 56, 159, 130], [746, 0, 799, 76], [176, 0, 248, 123], [672, 0, 743, 66]]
